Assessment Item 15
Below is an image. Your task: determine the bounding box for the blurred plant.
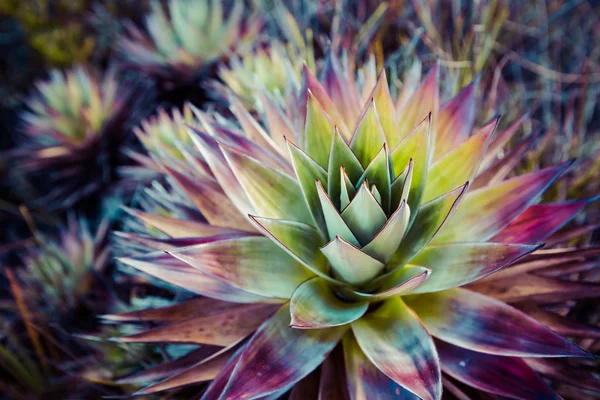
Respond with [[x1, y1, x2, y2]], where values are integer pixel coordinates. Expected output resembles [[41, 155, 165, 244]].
[[111, 55, 599, 398], [17, 66, 147, 209], [117, 0, 262, 89]]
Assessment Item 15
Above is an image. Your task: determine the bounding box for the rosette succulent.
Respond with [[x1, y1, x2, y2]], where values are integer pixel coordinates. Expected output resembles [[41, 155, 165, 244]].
[[114, 60, 599, 399], [117, 0, 262, 88], [19, 67, 142, 208]]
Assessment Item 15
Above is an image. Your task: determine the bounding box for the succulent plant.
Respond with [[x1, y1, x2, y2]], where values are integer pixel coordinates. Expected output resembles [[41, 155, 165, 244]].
[[113, 58, 599, 399], [117, 0, 262, 88], [18, 66, 144, 208], [0, 218, 113, 396]]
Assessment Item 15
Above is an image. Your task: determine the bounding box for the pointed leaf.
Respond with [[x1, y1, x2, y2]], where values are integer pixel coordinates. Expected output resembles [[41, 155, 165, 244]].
[[390, 159, 413, 211], [390, 116, 430, 224], [249, 216, 331, 280], [164, 165, 254, 231], [316, 180, 359, 246], [357, 144, 392, 213], [223, 146, 313, 225], [168, 236, 314, 299], [437, 340, 558, 400], [343, 334, 419, 400], [370, 71, 402, 149], [348, 265, 430, 301], [396, 64, 439, 142], [405, 242, 541, 294], [406, 289, 589, 358], [114, 303, 277, 346], [352, 296, 442, 400], [290, 277, 368, 329], [434, 79, 478, 159], [389, 183, 468, 268], [321, 54, 361, 132], [287, 140, 328, 233], [339, 166, 356, 210], [118, 253, 269, 303], [434, 161, 573, 243], [328, 128, 364, 208], [302, 65, 349, 134], [423, 117, 495, 203], [341, 182, 388, 245], [321, 236, 385, 286], [219, 304, 346, 400], [350, 100, 387, 168], [362, 201, 410, 263], [304, 92, 335, 168], [491, 200, 588, 243]]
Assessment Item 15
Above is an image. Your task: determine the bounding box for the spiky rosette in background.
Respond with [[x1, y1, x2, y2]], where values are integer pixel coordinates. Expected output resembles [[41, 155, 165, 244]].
[[117, 0, 262, 90], [111, 59, 600, 399], [0, 218, 114, 396], [18, 67, 145, 209]]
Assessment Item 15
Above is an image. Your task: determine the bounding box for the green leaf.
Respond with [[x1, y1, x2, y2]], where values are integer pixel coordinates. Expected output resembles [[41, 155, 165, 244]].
[[304, 92, 335, 168], [316, 180, 359, 246], [390, 159, 413, 212], [341, 182, 387, 245], [290, 277, 368, 328], [287, 140, 328, 233], [249, 216, 334, 282], [320, 236, 385, 285], [328, 128, 364, 208], [356, 144, 392, 214], [339, 166, 356, 210], [390, 115, 430, 225], [352, 297, 442, 400], [370, 71, 401, 149], [223, 146, 313, 225], [168, 236, 314, 299], [344, 264, 430, 301], [350, 100, 387, 167], [362, 200, 410, 263]]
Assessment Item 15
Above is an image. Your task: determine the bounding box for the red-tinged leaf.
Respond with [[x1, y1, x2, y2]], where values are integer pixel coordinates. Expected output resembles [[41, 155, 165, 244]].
[[423, 117, 496, 203], [302, 65, 349, 135], [481, 110, 530, 169], [101, 297, 240, 323], [114, 303, 278, 346], [488, 248, 600, 279], [303, 91, 335, 169], [490, 200, 588, 243], [525, 358, 600, 393], [229, 94, 284, 158], [343, 334, 419, 400], [118, 253, 271, 303], [200, 342, 245, 400], [405, 289, 589, 358], [116, 346, 221, 385], [222, 145, 314, 225], [468, 273, 600, 303], [471, 133, 537, 190], [258, 92, 295, 152], [434, 78, 478, 159], [135, 346, 238, 394], [168, 236, 314, 299], [321, 54, 361, 134], [396, 64, 439, 143], [318, 345, 349, 400], [164, 164, 255, 231], [218, 304, 346, 400], [290, 277, 368, 329], [404, 242, 540, 294], [433, 161, 573, 243], [113, 231, 249, 251], [390, 115, 431, 224], [519, 304, 600, 339], [352, 297, 442, 400], [437, 340, 559, 400], [388, 183, 468, 269], [122, 207, 241, 238], [187, 125, 255, 216], [370, 71, 401, 149]]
